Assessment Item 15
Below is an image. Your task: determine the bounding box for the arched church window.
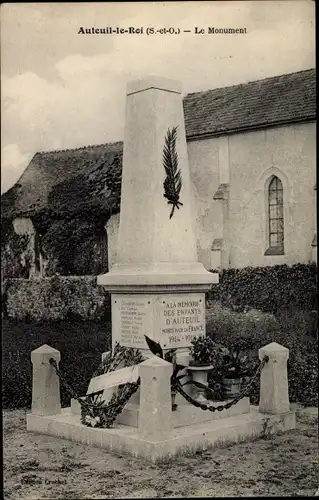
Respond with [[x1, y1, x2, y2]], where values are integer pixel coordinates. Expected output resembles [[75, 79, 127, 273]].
[[268, 175, 284, 253]]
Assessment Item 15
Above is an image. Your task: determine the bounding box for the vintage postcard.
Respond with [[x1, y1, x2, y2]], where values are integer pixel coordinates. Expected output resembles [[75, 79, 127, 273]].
[[2, 2, 317, 499]]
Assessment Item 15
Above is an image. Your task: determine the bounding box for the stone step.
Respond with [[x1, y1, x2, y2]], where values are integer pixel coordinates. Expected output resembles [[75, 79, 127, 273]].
[[26, 406, 296, 463]]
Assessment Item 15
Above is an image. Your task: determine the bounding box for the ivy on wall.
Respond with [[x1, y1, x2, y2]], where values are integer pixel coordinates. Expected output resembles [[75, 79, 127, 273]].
[[1, 211, 110, 279], [33, 205, 111, 276], [1, 222, 33, 281], [41, 217, 108, 276]]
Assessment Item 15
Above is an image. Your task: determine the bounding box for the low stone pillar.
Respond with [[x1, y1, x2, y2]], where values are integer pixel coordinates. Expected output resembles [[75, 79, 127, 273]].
[[258, 342, 290, 415], [31, 344, 61, 416], [138, 356, 173, 440]]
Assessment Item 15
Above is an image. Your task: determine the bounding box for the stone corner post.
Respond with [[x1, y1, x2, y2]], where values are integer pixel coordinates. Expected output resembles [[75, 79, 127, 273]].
[[258, 341, 290, 415], [138, 356, 173, 440], [31, 344, 61, 416]]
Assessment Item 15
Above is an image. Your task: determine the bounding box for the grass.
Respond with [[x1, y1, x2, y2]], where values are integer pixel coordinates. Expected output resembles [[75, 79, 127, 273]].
[[3, 408, 318, 499]]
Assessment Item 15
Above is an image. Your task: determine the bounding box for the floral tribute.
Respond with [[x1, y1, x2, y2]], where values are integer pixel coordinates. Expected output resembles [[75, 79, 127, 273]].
[[81, 343, 144, 428]]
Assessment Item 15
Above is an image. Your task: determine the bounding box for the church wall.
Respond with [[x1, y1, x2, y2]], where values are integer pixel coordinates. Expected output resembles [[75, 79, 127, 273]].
[[228, 121, 316, 268], [105, 122, 316, 271], [186, 138, 222, 270]]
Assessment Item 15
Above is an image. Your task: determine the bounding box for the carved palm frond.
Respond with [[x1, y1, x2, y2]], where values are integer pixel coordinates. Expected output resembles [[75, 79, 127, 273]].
[[163, 126, 183, 219]]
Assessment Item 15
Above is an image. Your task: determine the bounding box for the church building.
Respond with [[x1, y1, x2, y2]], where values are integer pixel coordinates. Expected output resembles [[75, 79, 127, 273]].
[[1, 68, 316, 280]]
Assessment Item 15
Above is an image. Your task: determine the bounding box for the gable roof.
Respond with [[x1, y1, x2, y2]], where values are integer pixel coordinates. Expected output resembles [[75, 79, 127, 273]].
[[1, 68, 316, 221], [184, 68, 316, 139]]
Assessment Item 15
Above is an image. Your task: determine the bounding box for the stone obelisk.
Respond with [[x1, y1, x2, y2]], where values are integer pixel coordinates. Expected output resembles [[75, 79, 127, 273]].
[[98, 76, 218, 353]]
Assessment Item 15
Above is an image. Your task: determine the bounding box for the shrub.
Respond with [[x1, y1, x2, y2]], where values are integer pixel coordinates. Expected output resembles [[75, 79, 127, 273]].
[[2, 319, 112, 409], [206, 305, 318, 407], [189, 335, 224, 366], [206, 304, 281, 347], [208, 263, 317, 313], [4, 275, 111, 322]]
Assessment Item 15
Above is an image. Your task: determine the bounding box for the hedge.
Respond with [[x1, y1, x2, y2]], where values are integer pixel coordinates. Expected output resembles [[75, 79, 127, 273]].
[[208, 263, 317, 313], [2, 319, 112, 410], [3, 304, 317, 410], [3, 275, 111, 322]]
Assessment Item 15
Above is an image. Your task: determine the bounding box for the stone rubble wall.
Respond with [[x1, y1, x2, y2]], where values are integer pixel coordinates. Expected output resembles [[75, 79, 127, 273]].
[[1, 232, 35, 282], [3, 275, 111, 322]]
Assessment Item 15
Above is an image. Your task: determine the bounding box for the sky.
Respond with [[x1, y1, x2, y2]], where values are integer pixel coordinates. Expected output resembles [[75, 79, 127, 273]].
[[1, 1, 315, 193]]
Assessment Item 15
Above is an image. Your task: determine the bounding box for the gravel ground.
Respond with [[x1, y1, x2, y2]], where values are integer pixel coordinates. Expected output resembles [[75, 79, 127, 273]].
[[3, 407, 318, 499]]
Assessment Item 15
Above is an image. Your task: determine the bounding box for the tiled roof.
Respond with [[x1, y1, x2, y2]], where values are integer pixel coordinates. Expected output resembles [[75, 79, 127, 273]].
[[184, 68, 316, 139], [1, 69, 316, 220], [1, 143, 123, 220]]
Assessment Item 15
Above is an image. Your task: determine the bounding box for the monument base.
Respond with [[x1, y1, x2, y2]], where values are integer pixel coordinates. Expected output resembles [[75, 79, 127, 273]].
[[71, 397, 251, 428], [26, 407, 295, 464], [117, 397, 250, 427], [98, 264, 218, 351]]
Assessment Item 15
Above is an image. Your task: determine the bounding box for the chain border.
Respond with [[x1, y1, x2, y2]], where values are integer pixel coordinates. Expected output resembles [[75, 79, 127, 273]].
[[49, 354, 269, 426]]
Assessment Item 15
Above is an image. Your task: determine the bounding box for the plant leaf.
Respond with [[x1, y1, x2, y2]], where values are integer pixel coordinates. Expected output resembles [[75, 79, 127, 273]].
[[144, 335, 163, 358]]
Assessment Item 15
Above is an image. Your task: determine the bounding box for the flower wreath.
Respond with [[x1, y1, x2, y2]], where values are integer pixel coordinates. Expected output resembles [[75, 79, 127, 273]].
[[81, 342, 144, 429]]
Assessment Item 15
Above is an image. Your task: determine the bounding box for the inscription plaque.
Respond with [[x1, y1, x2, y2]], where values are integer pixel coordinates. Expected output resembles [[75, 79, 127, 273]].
[[158, 293, 205, 348], [113, 295, 152, 349], [112, 293, 206, 351]]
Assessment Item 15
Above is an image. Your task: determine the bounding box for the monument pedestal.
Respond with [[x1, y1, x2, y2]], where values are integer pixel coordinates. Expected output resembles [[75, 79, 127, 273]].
[[98, 279, 217, 409], [98, 261, 218, 350], [97, 76, 218, 354]]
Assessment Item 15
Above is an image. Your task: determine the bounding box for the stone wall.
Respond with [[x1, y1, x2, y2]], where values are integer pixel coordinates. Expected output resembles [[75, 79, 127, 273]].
[[4, 276, 111, 321], [1, 220, 37, 282], [41, 218, 108, 277], [105, 213, 120, 269]]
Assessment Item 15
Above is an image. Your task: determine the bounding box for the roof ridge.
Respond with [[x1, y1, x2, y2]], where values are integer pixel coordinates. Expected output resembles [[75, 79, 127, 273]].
[[11, 68, 316, 163], [184, 67, 315, 99], [37, 140, 124, 156]]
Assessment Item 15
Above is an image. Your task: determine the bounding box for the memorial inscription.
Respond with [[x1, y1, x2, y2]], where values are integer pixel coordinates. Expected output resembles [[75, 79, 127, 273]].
[[112, 293, 206, 350], [113, 296, 152, 349], [159, 294, 205, 348]]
